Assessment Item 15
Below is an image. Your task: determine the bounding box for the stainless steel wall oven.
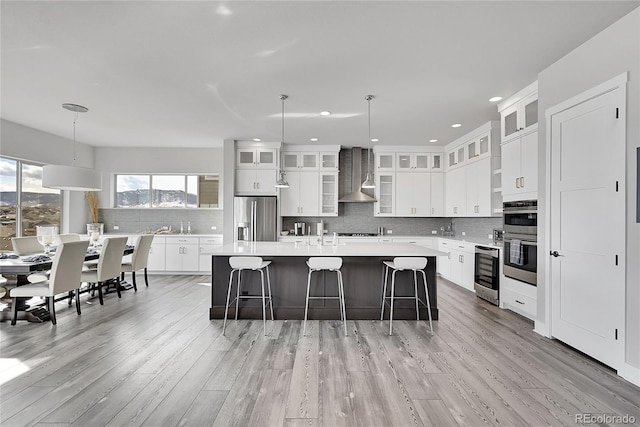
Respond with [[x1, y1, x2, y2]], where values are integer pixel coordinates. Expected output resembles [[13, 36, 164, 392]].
[[503, 200, 537, 286]]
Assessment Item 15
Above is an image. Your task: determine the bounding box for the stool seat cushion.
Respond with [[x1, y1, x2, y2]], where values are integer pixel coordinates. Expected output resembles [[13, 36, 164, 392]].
[[307, 257, 342, 270], [229, 256, 267, 270], [390, 257, 428, 271]]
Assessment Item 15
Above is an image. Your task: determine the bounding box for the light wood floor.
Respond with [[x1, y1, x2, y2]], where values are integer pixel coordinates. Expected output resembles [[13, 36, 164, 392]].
[[1, 275, 638, 427]]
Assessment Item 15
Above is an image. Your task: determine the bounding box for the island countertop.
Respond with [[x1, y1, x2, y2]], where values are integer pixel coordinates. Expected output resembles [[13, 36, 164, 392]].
[[212, 241, 448, 257]]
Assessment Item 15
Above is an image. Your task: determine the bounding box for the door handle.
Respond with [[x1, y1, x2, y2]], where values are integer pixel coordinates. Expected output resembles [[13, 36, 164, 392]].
[[550, 250, 560, 257]]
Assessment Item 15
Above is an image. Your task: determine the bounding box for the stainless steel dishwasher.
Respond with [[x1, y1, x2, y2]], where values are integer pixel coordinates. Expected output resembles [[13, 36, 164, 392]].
[[474, 245, 500, 305]]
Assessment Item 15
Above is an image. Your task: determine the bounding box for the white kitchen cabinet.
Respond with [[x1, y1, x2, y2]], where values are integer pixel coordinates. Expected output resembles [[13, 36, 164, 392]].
[[500, 92, 538, 143], [319, 152, 339, 171], [430, 172, 445, 216], [437, 240, 452, 277], [236, 148, 277, 169], [198, 236, 223, 273], [439, 239, 474, 291], [465, 157, 492, 216], [235, 169, 277, 195], [374, 173, 395, 216], [445, 167, 466, 216], [319, 172, 338, 216], [501, 131, 538, 201], [283, 152, 318, 170], [395, 172, 431, 216], [447, 145, 466, 169], [500, 275, 537, 320], [396, 153, 429, 171], [165, 237, 199, 272], [280, 171, 320, 216], [375, 153, 395, 172], [147, 236, 166, 272], [431, 154, 443, 171]]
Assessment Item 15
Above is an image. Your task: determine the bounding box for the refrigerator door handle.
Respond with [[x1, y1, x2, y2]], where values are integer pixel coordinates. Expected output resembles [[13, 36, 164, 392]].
[[251, 200, 257, 241]]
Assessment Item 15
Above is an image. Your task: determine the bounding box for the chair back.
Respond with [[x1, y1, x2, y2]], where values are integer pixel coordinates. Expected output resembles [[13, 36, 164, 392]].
[[11, 236, 43, 255], [49, 240, 90, 294], [131, 234, 154, 270], [393, 257, 428, 270], [96, 237, 128, 281], [56, 233, 81, 244]]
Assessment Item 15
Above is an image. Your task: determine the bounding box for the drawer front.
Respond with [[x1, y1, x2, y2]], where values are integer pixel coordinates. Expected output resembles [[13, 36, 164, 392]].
[[199, 237, 223, 245], [503, 288, 536, 319], [166, 236, 199, 245]]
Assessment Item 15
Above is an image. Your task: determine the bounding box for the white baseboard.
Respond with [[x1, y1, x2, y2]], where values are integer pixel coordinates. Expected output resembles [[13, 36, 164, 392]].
[[618, 362, 640, 387], [533, 321, 550, 338]]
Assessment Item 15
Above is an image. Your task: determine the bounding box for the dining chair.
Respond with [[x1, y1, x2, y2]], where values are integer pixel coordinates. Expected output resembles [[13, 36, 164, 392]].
[[120, 234, 154, 291], [9, 240, 90, 325], [80, 236, 128, 305], [11, 236, 51, 283], [11, 236, 43, 255], [56, 233, 81, 244]]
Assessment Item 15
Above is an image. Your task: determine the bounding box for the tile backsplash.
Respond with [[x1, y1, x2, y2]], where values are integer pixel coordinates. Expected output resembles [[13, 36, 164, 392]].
[[99, 208, 223, 234]]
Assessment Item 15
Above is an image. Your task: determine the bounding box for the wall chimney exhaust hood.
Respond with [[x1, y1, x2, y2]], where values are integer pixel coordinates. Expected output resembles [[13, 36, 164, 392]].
[[338, 147, 376, 203]]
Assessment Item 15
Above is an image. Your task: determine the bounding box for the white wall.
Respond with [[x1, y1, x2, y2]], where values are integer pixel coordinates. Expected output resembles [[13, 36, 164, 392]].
[[0, 119, 95, 233], [537, 8, 640, 374]]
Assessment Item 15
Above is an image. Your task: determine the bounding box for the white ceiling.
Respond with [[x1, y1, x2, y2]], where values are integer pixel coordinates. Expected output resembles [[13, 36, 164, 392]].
[[2, 1, 639, 149]]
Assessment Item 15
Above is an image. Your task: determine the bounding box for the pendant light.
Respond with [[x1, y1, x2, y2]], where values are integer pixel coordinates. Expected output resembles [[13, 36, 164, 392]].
[[275, 94, 290, 188], [42, 104, 102, 191], [361, 95, 375, 189]]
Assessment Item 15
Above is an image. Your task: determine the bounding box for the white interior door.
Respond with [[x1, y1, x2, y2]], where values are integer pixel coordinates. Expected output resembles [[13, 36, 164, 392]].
[[549, 86, 625, 369]]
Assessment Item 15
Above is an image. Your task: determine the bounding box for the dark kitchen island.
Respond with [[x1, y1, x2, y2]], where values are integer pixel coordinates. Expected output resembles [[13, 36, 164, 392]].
[[210, 241, 445, 321]]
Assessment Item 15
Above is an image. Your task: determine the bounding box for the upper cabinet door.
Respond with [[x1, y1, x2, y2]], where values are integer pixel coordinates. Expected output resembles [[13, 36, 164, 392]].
[[375, 153, 395, 171], [236, 148, 276, 169], [319, 152, 339, 171], [283, 152, 318, 170], [236, 149, 257, 168], [500, 91, 538, 143], [431, 154, 443, 171], [257, 149, 276, 168]]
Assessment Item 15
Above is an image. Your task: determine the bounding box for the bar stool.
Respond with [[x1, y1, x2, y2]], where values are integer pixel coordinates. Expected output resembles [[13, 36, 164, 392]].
[[223, 256, 274, 336], [380, 257, 433, 336], [304, 257, 346, 336]]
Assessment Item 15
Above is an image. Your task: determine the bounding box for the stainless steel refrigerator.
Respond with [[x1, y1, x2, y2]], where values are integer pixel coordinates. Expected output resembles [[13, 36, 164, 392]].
[[233, 196, 277, 242]]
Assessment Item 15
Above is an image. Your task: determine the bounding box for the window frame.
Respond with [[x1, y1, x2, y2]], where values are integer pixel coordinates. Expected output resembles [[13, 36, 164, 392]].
[[113, 173, 220, 209], [0, 156, 62, 244]]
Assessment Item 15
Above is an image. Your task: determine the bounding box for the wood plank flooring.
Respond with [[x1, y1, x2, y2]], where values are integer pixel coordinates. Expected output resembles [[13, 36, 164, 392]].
[[1, 275, 638, 427]]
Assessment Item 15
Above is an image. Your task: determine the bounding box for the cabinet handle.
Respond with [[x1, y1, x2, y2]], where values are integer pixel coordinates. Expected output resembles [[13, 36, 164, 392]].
[[515, 300, 525, 305], [521, 176, 524, 188], [431, 208, 434, 214], [515, 178, 520, 188]]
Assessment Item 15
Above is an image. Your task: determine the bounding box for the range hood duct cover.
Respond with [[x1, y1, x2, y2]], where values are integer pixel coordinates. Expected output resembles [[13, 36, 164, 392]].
[[338, 147, 376, 203]]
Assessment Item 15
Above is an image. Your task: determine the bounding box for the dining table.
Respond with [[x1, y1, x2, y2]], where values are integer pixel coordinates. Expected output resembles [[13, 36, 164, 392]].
[[0, 245, 135, 322]]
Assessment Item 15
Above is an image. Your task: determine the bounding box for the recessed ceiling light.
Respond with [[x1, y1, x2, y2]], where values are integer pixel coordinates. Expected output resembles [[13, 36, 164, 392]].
[[489, 96, 503, 102], [451, 123, 462, 128], [310, 138, 319, 142], [253, 138, 261, 142], [429, 139, 438, 143], [371, 138, 379, 142], [320, 111, 331, 116]]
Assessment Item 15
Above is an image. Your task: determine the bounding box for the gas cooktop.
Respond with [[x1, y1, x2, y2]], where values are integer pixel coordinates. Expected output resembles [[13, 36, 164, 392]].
[[337, 233, 378, 237]]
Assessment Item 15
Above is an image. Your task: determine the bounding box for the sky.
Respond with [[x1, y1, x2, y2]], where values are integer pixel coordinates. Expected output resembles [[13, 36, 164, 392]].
[[0, 157, 59, 194]]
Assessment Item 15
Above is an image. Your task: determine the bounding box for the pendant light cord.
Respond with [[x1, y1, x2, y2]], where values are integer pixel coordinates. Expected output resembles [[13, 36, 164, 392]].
[[280, 94, 288, 170], [367, 96, 371, 172], [72, 111, 79, 166]]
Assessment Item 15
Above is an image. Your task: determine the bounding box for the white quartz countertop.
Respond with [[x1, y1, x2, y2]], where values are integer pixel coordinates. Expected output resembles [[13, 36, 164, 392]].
[[213, 242, 447, 257]]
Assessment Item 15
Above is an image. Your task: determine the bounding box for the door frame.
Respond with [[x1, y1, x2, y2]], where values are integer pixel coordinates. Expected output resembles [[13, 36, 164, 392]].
[[542, 72, 628, 368]]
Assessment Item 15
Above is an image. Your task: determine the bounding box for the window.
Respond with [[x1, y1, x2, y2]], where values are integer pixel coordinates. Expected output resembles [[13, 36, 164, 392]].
[[0, 157, 61, 251], [115, 174, 219, 208]]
